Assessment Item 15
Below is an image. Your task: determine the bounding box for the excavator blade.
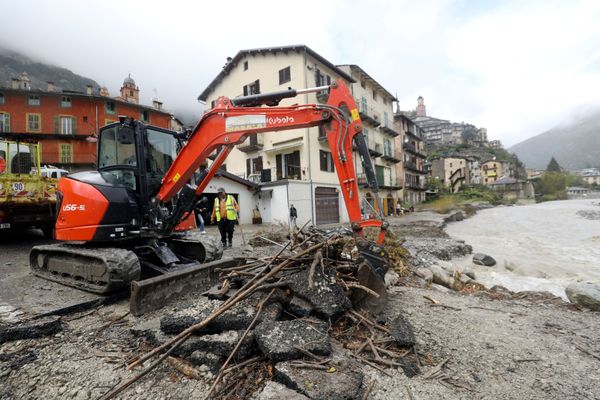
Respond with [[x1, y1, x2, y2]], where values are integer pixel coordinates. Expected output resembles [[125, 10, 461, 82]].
[[129, 257, 241, 316]]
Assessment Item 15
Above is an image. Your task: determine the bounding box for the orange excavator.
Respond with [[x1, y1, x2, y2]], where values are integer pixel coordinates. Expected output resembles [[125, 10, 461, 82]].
[[30, 80, 388, 298]]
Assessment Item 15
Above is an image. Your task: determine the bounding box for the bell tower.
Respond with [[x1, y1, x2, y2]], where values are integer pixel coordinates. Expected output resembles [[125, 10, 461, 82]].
[[120, 74, 139, 104], [416, 95, 426, 117]]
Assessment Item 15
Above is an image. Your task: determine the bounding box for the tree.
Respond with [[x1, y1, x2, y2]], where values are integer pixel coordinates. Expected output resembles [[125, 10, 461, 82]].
[[546, 156, 561, 172], [461, 127, 479, 143]]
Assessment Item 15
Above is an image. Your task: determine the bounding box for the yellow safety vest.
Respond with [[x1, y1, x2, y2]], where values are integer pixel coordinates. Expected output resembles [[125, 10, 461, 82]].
[[214, 195, 237, 222]]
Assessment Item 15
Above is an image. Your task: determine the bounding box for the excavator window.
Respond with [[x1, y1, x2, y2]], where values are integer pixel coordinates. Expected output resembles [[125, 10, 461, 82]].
[[145, 128, 177, 195], [98, 125, 138, 190]]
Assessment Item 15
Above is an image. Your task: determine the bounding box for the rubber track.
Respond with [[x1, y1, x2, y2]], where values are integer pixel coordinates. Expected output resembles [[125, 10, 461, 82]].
[[30, 243, 140, 295]]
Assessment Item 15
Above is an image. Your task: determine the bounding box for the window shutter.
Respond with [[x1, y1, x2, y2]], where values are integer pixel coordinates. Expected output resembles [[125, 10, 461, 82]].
[[54, 116, 59, 134], [246, 158, 251, 177], [257, 156, 263, 171], [254, 80, 260, 94], [5, 113, 9, 132], [71, 117, 77, 134], [276, 154, 282, 180], [279, 69, 283, 85], [243, 85, 248, 96]]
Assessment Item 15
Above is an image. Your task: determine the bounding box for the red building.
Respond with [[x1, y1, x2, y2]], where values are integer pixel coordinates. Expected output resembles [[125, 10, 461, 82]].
[[0, 73, 174, 171]]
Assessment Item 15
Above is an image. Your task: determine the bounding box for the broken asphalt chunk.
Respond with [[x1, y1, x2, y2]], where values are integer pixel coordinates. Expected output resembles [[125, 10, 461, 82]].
[[254, 319, 331, 362]]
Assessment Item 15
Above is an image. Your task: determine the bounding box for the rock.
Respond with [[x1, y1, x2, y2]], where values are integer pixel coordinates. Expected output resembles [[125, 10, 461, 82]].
[[257, 381, 309, 400], [463, 267, 476, 280], [458, 274, 473, 285], [400, 358, 421, 377], [0, 317, 62, 344], [254, 320, 331, 362], [429, 265, 454, 289], [275, 359, 364, 399], [160, 298, 281, 335], [384, 270, 400, 288], [188, 351, 222, 370], [415, 268, 433, 283], [286, 267, 351, 320], [404, 238, 472, 262], [389, 315, 416, 347], [473, 253, 496, 267], [443, 211, 464, 224], [287, 297, 314, 317], [565, 282, 600, 311], [174, 330, 256, 359], [130, 317, 164, 345]]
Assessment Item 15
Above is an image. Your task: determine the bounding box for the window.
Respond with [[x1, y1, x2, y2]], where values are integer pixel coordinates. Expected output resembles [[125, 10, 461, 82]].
[[276, 150, 301, 180], [59, 116, 73, 135], [315, 69, 331, 86], [83, 116, 88, 123], [372, 90, 377, 101], [61, 96, 71, 107], [0, 92, 4, 104], [0, 113, 10, 132], [279, 66, 291, 85], [246, 156, 263, 177], [28, 95, 40, 106], [243, 80, 260, 96], [360, 80, 366, 89], [105, 101, 116, 114], [27, 113, 41, 132], [243, 61, 248, 71], [320, 150, 335, 172], [129, 90, 134, 96], [141, 110, 149, 122], [59, 144, 73, 164], [384, 139, 392, 157]]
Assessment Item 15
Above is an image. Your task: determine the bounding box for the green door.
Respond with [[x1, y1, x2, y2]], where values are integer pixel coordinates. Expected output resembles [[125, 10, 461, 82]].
[[375, 165, 385, 187]]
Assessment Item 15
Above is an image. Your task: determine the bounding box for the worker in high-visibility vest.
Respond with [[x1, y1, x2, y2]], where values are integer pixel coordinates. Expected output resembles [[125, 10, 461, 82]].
[[210, 187, 239, 248]]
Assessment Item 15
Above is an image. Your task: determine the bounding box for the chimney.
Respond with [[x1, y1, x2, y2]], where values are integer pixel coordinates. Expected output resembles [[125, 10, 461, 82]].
[[11, 78, 19, 89], [86, 84, 93, 95], [47, 81, 55, 92], [153, 100, 163, 110]]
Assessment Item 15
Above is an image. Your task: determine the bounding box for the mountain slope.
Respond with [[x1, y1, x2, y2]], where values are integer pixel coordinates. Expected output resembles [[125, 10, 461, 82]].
[[0, 47, 99, 92], [509, 110, 600, 170]]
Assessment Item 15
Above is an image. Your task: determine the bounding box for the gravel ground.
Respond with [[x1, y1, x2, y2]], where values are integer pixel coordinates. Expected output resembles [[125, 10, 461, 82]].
[[2, 218, 600, 399]]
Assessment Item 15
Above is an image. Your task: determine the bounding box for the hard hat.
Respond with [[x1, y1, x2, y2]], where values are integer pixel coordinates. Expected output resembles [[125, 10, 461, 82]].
[[217, 187, 226, 193]]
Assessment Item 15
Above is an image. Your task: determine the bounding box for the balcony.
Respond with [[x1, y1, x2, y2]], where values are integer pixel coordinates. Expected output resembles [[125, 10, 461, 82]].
[[403, 141, 426, 158], [404, 160, 425, 174], [249, 166, 307, 183], [380, 121, 400, 137], [356, 173, 402, 190], [368, 141, 382, 157], [355, 99, 381, 127], [237, 133, 264, 153], [378, 176, 402, 190], [381, 147, 401, 163], [404, 176, 427, 190]]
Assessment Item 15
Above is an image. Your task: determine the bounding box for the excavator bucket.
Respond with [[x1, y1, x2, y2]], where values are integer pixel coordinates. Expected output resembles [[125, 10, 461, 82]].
[[351, 238, 389, 314]]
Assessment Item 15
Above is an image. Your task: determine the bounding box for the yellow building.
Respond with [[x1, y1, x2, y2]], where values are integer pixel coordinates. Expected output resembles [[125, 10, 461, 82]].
[[481, 159, 504, 184]]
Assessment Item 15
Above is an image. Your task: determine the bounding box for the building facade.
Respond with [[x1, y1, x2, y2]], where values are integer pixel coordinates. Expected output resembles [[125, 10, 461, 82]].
[[395, 114, 426, 204], [480, 159, 505, 184], [431, 156, 468, 193], [0, 74, 172, 171], [198, 45, 402, 224]]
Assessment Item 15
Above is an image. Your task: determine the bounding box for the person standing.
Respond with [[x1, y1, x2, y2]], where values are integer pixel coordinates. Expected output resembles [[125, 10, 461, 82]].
[[289, 204, 297, 228], [195, 197, 208, 234], [211, 188, 239, 248]]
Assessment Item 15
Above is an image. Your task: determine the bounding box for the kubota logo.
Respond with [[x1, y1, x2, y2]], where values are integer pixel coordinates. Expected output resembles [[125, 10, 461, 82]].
[[267, 116, 295, 125]]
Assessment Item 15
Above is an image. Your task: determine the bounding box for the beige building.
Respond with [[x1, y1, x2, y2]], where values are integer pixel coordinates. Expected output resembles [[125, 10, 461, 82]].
[[198, 45, 398, 224], [336, 65, 401, 217], [431, 157, 468, 193], [395, 114, 426, 204], [480, 159, 504, 184]]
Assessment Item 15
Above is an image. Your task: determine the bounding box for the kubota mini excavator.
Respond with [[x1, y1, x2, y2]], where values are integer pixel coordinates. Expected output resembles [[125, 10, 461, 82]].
[[30, 80, 389, 297]]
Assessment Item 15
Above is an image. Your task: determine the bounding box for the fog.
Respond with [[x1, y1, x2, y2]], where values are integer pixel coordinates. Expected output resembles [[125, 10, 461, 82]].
[[2, 0, 600, 144]]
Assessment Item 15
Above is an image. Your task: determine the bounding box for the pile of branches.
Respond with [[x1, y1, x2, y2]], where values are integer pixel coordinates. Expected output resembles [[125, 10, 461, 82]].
[[100, 225, 417, 400]]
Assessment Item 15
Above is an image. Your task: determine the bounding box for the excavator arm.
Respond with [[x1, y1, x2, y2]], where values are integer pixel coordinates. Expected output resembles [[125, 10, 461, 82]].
[[154, 80, 387, 244]]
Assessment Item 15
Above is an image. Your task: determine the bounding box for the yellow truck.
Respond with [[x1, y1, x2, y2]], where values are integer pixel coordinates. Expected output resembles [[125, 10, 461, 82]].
[[0, 137, 58, 237]]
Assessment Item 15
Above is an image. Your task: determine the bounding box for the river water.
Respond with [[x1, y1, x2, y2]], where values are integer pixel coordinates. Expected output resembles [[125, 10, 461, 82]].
[[445, 199, 600, 299]]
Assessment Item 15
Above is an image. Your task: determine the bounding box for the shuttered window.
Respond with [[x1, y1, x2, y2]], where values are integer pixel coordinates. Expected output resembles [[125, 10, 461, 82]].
[[319, 150, 334, 172], [279, 66, 291, 85], [55, 116, 77, 135], [27, 113, 41, 132], [242, 80, 260, 96], [59, 144, 73, 164], [0, 112, 10, 132]]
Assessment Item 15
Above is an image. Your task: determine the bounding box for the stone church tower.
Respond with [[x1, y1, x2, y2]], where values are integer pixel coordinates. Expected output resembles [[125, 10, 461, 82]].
[[120, 74, 139, 104], [416, 95, 426, 117]]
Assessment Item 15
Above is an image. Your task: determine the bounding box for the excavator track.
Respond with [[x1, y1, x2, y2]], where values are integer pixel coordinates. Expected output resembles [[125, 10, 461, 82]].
[[30, 244, 141, 295]]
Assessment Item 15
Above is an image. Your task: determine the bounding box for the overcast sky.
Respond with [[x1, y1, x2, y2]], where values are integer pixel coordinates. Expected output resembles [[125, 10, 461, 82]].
[[2, 0, 600, 146]]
